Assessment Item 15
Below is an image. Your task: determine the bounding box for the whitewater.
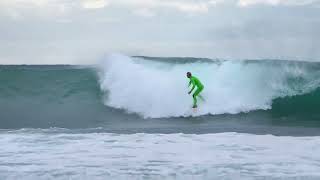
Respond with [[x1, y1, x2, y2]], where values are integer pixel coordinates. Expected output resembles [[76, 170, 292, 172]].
[[98, 54, 320, 118], [1, 130, 320, 180]]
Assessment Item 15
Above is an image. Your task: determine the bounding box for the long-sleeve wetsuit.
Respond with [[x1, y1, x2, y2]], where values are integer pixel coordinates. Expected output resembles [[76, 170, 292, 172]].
[[188, 76, 204, 107]]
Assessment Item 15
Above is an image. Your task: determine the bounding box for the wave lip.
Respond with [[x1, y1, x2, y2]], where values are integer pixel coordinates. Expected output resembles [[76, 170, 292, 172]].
[[98, 54, 320, 118]]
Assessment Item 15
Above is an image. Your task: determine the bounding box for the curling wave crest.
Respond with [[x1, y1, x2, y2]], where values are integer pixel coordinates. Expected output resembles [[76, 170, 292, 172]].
[[98, 54, 320, 118]]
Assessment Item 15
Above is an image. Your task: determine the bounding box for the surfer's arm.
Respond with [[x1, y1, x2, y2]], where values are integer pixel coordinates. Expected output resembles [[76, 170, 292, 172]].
[[189, 83, 195, 94]]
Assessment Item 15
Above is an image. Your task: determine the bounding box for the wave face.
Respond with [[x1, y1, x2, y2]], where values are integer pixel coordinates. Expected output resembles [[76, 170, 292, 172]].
[[98, 54, 320, 118]]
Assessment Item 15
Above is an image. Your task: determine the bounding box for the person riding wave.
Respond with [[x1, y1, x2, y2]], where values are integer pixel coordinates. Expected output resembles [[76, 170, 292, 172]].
[[187, 72, 204, 108]]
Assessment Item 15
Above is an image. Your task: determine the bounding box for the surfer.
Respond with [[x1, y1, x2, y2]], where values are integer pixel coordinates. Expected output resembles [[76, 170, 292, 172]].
[[187, 72, 204, 108]]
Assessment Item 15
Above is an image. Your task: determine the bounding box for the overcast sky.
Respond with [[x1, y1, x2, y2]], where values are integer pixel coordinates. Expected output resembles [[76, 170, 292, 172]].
[[0, 0, 320, 64]]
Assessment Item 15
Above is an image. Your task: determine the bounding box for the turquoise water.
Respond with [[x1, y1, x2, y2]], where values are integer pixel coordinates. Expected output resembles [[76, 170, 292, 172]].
[[1, 56, 320, 179], [1, 57, 320, 132]]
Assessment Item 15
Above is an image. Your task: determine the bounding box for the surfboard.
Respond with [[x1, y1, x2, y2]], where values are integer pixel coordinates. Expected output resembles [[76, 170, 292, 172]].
[[192, 107, 198, 113], [183, 106, 198, 116]]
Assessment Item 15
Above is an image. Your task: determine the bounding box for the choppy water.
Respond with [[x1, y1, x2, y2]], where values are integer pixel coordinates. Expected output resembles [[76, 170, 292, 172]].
[[1, 130, 320, 180]]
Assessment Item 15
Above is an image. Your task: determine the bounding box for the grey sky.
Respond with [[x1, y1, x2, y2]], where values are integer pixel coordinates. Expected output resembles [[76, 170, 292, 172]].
[[0, 0, 319, 64]]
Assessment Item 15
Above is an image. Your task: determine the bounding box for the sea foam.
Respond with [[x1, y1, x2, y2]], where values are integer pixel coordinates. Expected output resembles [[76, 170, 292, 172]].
[[0, 131, 320, 179], [98, 54, 319, 118]]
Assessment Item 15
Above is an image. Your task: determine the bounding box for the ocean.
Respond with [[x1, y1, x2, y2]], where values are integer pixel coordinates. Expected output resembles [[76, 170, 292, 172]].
[[1, 54, 320, 179]]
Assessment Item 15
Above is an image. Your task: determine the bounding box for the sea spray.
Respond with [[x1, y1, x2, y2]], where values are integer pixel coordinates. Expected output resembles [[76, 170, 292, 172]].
[[98, 54, 320, 118]]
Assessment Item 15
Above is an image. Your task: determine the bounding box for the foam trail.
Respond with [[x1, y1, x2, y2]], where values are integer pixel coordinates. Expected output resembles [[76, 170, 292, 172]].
[[98, 54, 319, 118], [1, 131, 320, 179]]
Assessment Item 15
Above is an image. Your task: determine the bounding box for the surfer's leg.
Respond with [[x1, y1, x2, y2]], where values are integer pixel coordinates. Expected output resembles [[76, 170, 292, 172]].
[[192, 87, 203, 107], [198, 87, 205, 101], [192, 94, 197, 107], [193, 87, 204, 107]]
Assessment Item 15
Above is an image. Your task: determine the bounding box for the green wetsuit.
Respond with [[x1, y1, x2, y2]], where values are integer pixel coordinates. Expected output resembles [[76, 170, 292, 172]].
[[188, 76, 204, 107]]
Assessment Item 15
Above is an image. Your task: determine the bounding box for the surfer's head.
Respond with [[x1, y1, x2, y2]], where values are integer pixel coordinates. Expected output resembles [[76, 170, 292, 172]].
[[187, 72, 192, 78]]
